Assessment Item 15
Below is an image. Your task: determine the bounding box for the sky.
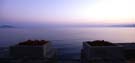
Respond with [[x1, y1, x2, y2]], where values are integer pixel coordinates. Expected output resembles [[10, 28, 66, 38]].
[[0, 0, 135, 27]]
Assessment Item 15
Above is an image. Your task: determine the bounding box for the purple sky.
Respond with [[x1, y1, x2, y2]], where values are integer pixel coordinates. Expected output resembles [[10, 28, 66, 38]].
[[1, 0, 135, 27]]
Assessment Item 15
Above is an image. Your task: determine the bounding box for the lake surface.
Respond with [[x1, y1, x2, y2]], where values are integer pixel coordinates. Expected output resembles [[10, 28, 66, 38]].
[[0, 27, 135, 59]]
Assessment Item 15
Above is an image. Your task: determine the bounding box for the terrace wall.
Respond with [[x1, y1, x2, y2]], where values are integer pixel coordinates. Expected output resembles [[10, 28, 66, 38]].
[[9, 42, 56, 58], [81, 42, 126, 63]]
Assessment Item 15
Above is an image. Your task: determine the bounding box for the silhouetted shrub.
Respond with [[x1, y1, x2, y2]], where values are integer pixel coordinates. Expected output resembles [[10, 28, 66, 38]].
[[87, 40, 116, 46]]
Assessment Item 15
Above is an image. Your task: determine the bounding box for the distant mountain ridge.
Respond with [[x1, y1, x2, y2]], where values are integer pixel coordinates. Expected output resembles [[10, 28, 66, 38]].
[[0, 24, 134, 28], [111, 24, 135, 27], [0, 25, 16, 28]]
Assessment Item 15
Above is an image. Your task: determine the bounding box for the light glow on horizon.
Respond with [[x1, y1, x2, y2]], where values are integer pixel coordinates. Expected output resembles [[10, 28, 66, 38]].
[[1, 0, 135, 25]]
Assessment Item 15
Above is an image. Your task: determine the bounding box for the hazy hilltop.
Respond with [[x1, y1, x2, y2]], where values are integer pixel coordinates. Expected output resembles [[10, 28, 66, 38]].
[[111, 24, 135, 27], [0, 25, 16, 28], [125, 24, 135, 27]]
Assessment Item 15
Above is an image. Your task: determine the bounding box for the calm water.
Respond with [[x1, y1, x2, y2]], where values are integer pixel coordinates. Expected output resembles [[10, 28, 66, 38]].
[[0, 27, 135, 59]]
